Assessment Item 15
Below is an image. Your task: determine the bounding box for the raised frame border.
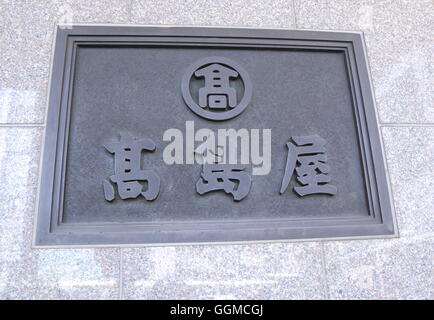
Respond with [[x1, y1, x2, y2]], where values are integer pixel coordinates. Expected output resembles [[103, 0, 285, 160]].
[[34, 25, 397, 247]]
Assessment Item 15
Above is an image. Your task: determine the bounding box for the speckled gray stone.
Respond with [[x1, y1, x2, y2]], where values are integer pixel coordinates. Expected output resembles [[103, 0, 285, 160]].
[[0, 0, 130, 124], [1, 0, 433, 300], [0, 127, 120, 299], [131, 0, 296, 28], [382, 127, 434, 238], [323, 238, 433, 299], [294, 0, 434, 124], [321, 126, 434, 299], [122, 243, 326, 299]]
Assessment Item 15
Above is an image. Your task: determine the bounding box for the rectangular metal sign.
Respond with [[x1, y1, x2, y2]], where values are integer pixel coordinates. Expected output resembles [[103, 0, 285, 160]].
[[34, 26, 396, 246]]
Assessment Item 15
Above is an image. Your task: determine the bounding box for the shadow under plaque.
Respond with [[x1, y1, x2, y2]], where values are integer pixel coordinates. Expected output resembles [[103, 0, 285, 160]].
[[34, 26, 396, 246]]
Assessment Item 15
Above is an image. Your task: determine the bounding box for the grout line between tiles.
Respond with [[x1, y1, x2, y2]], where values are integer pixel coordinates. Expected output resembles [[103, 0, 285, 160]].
[[119, 249, 124, 300], [0, 123, 45, 127], [320, 242, 330, 299], [380, 123, 434, 127]]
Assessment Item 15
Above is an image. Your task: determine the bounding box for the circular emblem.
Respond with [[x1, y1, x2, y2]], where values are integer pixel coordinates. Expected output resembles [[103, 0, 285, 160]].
[[181, 56, 252, 121]]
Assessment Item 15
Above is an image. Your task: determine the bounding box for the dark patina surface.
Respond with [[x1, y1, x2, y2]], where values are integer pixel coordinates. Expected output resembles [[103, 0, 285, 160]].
[[34, 26, 395, 246]]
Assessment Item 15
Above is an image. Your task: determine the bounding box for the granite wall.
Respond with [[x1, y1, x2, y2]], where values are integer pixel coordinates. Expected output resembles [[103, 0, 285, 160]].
[[0, 0, 432, 299]]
